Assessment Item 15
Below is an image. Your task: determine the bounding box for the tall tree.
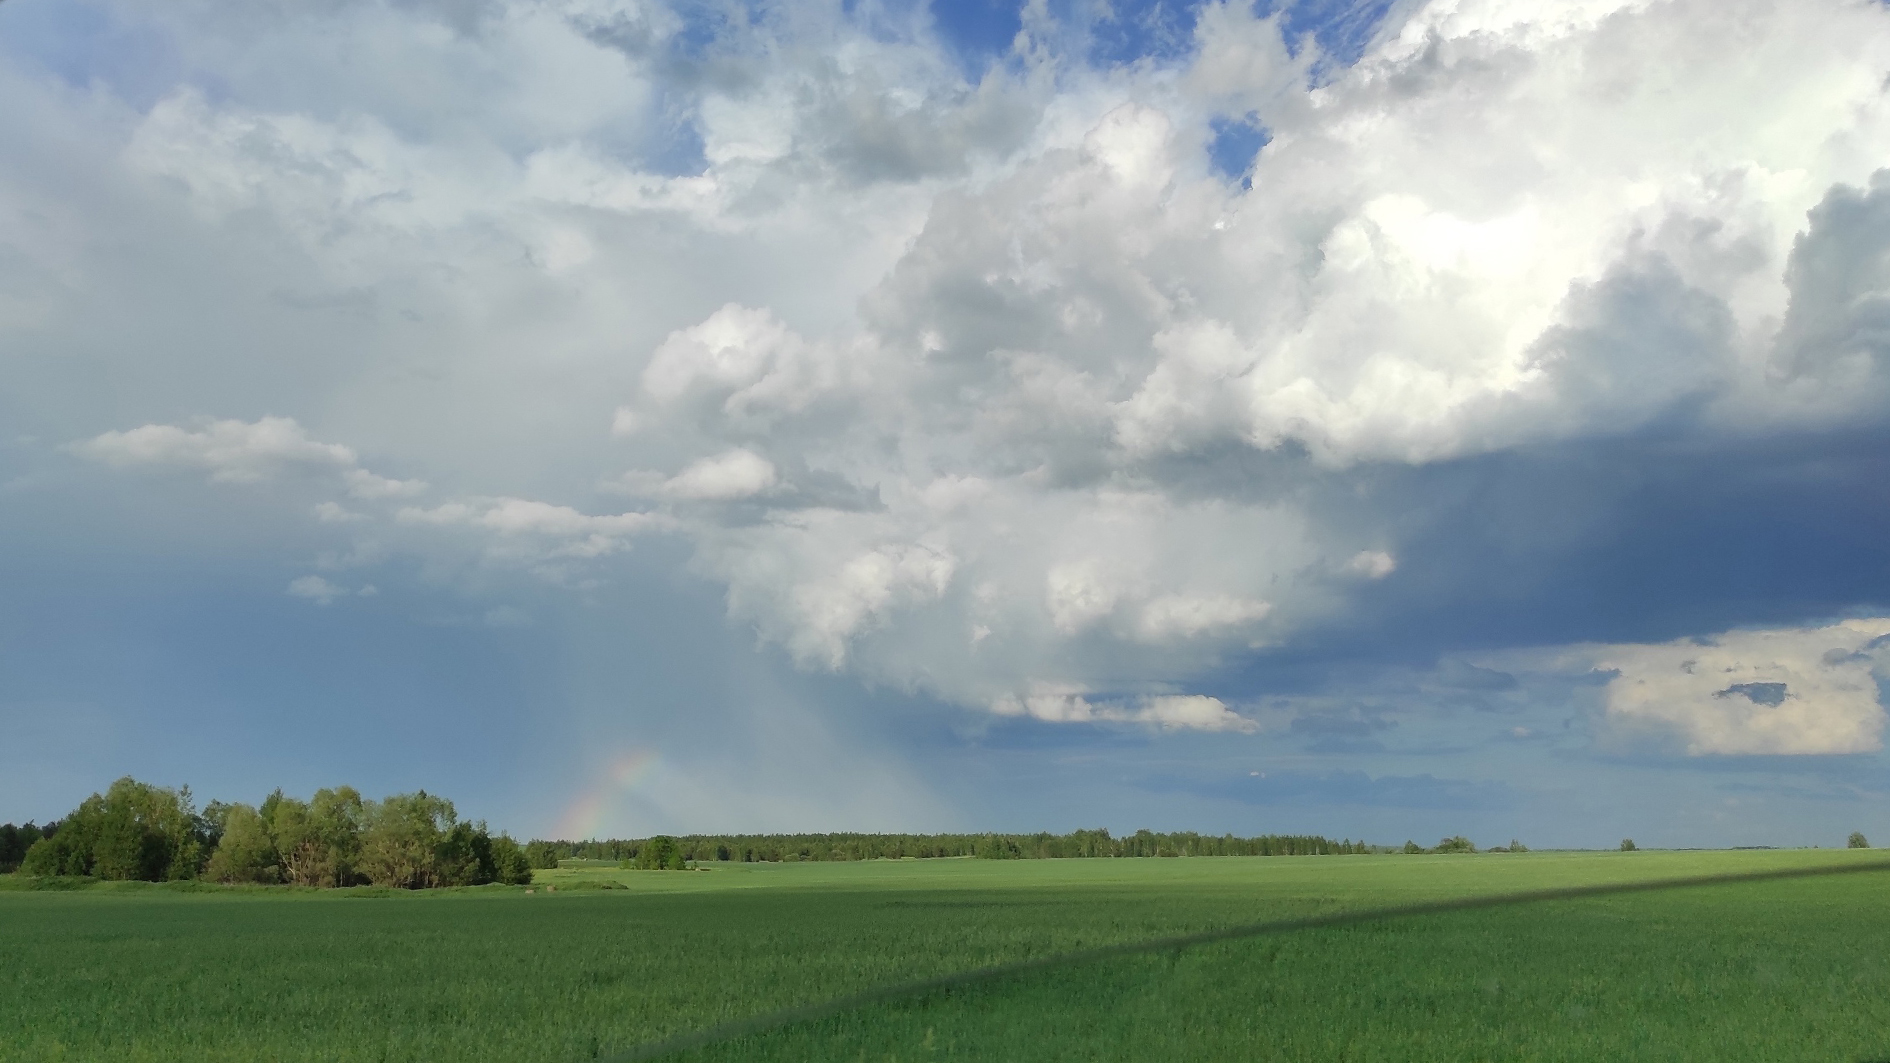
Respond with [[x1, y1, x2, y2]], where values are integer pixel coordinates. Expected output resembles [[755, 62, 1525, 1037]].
[[485, 834, 534, 885], [204, 804, 281, 884], [265, 787, 366, 887], [635, 835, 684, 870], [22, 778, 204, 881], [358, 791, 457, 888]]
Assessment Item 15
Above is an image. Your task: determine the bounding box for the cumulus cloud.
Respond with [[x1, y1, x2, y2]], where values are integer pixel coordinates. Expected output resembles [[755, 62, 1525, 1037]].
[[288, 575, 352, 604], [659, 450, 779, 501], [344, 469, 428, 499], [1345, 551, 1397, 580], [1135, 594, 1272, 642], [1596, 620, 1890, 755], [992, 688, 1260, 733], [580, 0, 1890, 724], [29, 0, 1890, 740], [397, 499, 664, 559], [77, 418, 356, 483], [77, 417, 427, 498]]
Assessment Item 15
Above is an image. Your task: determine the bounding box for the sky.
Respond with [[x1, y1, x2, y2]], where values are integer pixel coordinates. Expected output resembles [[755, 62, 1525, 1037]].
[[3, 0, 1890, 849]]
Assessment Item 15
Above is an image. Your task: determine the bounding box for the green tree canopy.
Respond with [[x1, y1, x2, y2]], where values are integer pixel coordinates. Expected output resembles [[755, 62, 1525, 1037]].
[[0, 822, 49, 873], [635, 835, 685, 870], [264, 786, 365, 887], [204, 804, 281, 884], [484, 834, 534, 885], [358, 791, 458, 889], [21, 777, 206, 881]]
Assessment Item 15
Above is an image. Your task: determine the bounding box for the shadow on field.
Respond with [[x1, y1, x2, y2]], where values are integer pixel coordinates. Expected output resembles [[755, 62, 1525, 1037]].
[[596, 858, 1890, 1063]]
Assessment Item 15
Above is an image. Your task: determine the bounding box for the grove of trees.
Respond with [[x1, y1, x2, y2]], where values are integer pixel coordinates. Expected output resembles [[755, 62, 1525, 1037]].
[[633, 835, 686, 870], [6, 777, 530, 888], [0, 820, 55, 873]]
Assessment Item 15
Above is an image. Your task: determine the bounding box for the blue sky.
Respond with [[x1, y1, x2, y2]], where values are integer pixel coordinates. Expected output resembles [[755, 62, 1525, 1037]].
[[3, 0, 1890, 849]]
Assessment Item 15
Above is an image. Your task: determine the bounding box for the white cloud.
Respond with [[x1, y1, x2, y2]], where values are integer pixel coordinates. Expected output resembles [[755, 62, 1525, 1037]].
[[660, 449, 778, 501], [28, 0, 1890, 735], [776, 540, 957, 669], [1045, 561, 1122, 635], [397, 498, 664, 558], [1596, 620, 1890, 755], [287, 575, 347, 604], [991, 688, 1258, 733], [78, 417, 355, 483], [78, 418, 429, 506], [1135, 595, 1272, 642], [1346, 551, 1397, 580], [344, 469, 428, 499], [606, 0, 1890, 721]]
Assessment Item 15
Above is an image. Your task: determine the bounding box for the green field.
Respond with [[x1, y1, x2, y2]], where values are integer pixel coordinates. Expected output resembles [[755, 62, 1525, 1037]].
[[2, 850, 1886, 1062]]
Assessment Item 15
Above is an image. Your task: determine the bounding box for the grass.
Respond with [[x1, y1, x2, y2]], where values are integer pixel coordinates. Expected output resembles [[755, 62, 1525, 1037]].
[[0, 850, 1884, 1062], [680, 868, 1890, 1063]]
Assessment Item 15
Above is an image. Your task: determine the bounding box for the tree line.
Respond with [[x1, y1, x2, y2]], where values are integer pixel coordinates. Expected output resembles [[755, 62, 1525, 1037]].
[[532, 828, 1376, 865], [0, 820, 55, 873], [1, 777, 530, 887]]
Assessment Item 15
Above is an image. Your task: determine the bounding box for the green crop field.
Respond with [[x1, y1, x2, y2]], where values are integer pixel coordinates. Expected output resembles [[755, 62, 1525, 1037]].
[[2, 850, 1886, 1062]]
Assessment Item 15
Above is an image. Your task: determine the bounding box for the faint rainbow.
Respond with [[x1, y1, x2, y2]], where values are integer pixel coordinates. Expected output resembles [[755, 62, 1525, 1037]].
[[552, 750, 657, 840]]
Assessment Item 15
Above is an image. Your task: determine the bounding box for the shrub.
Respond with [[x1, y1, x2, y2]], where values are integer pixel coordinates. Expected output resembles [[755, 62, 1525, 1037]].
[[1619, 838, 1637, 851], [1849, 831, 1870, 849]]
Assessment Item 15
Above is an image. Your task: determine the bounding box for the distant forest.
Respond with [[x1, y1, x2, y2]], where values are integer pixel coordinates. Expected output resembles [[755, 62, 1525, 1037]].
[[526, 829, 1376, 866], [2, 777, 1392, 886]]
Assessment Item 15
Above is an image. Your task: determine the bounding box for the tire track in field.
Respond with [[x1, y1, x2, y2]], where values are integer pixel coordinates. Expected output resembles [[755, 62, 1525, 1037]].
[[594, 858, 1890, 1062]]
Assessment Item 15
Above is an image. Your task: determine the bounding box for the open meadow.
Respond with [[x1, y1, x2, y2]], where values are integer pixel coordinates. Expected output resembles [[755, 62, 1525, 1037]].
[[2, 850, 1887, 1062]]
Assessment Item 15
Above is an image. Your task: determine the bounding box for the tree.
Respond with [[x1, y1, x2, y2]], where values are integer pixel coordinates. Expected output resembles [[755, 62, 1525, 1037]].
[[636, 835, 685, 870], [0, 822, 44, 873], [1509, 838, 1529, 853], [1850, 831, 1870, 849], [1619, 838, 1637, 851], [437, 823, 480, 885], [22, 778, 206, 881], [204, 804, 281, 884], [196, 800, 231, 855], [1435, 836, 1477, 854], [358, 791, 458, 889], [265, 787, 366, 888], [1402, 840, 1422, 854], [524, 840, 564, 870], [485, 834, 534, 885]]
